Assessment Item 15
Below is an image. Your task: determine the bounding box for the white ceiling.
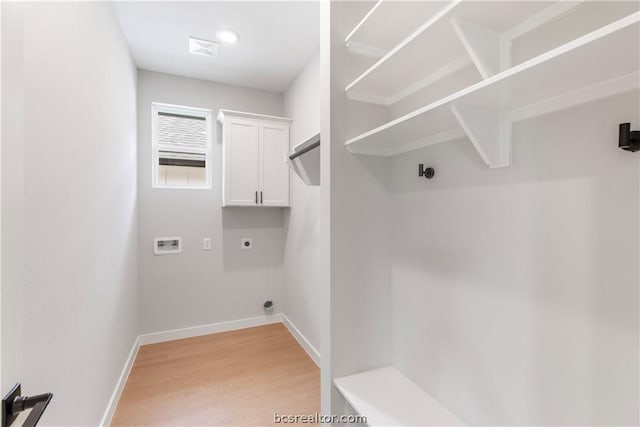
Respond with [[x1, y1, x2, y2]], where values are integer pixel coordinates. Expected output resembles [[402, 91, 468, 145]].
[[113, 1, 320, 92]]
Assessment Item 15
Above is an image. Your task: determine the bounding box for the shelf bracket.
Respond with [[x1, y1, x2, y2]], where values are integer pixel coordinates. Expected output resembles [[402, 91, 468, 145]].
[[450, 18, 501, 79], [451, 104, 511, 168]]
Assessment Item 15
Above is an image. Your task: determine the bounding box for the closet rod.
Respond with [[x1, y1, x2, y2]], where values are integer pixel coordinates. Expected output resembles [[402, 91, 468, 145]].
[[289, 140, 320, 160]]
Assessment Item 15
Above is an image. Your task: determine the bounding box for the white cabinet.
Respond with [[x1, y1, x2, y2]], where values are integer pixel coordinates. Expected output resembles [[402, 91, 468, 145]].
[[259, 121, 290, 206], [218, 110, 292, 207], [221, 115, 260, 206]]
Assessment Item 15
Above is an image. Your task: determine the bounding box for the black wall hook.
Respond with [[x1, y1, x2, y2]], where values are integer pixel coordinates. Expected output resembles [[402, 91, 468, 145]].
[[418, 164, 435, 179], [619, 123, 640, 152]]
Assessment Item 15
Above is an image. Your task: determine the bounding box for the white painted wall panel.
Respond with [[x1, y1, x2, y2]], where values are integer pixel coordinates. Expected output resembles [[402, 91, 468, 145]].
[[283, 51, 322, 353], [137, 70, 285, 334], [329, 0, 392, 388], [1, 3, 138, 424], [390, 92, 639, 425]]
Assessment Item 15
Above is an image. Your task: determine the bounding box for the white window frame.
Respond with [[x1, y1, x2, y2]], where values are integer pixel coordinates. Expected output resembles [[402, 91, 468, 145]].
[[151, 102, 213, 189]]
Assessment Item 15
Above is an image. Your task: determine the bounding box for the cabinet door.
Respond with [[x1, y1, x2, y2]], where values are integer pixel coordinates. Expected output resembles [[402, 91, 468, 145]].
[[223, 118, 259, 206], [259, 122, 290, 207]]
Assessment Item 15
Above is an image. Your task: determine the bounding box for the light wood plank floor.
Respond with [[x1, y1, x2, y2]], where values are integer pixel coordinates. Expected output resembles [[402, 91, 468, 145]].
[[111, 323, 319, 426]]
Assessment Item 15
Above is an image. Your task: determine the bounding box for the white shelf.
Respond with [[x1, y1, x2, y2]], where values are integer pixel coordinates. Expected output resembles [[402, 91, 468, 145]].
[[345, 13, 640, 166], [289, 132, 320, 186], [345, 0, 557, 104], [217, 109, 292, 124], [345, 0, 450, 58], [291, 132, 320, 153], [334, 366, 465, 427]]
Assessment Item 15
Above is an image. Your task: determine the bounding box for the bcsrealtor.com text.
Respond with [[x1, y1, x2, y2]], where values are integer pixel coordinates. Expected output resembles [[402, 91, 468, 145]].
[[274, 412, 367, 424]]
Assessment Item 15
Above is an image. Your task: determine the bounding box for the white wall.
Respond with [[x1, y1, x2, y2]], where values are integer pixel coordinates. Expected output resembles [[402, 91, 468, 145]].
[[1, 0, 23, 402], [328, 1, 392, 410], [328, 2, 639, 423], [319, 1, 333, 416], [390, 92, 640, 425], [137, 70, 285, 334], [0, 0, 3, 390], [1, 3, 138, 425], [283, 51, 322, 354]]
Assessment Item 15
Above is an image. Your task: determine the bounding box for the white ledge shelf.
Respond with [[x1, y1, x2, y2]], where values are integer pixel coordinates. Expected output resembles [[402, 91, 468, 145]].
[[334, 366, 465, 427], [217, 109, 292, 124], [345, 13, 640, 167], [345, 0, 449, 59], [345, 0, 560, 105], [289, 133, 320, 186]]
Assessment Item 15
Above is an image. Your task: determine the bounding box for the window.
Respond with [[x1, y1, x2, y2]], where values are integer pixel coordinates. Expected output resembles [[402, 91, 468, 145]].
[[152, 102, 212, 189]]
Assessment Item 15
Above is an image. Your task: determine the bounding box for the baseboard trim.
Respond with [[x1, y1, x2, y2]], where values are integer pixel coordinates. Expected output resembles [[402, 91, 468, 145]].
[[282, 314, 321, 367], [138, 313, 283, 345], [99, 336, 140, 427]]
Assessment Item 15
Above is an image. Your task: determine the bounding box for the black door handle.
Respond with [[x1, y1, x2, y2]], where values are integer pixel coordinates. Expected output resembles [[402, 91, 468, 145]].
[[21, 397, 52, 427], [2, 384, 53, 427]]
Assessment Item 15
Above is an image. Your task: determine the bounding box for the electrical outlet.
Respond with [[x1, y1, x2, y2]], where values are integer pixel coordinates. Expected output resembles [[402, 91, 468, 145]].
[[203, 238, 212, 250], [241, 238, 253, 249]]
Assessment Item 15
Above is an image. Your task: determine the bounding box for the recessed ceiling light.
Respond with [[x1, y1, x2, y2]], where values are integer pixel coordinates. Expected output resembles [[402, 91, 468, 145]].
[[216, 30, 238, 44], [189, 37, 219, 57]]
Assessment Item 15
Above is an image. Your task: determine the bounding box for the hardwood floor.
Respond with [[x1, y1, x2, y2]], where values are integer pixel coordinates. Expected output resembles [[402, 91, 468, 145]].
[[111, 323, 320, 426]]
